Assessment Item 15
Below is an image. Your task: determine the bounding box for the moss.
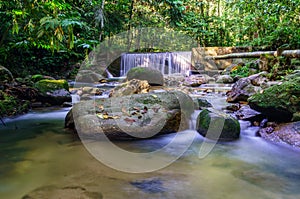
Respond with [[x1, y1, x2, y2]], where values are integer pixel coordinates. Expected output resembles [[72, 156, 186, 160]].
[[34, 79, 69, 94], [0, 91, 30, 117], [248, 77, 300, 114], [31, 74, 44, 82]]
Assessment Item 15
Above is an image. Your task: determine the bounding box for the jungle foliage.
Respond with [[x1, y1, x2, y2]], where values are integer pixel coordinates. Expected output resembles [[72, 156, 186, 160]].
[[0, 0, 299, 77]]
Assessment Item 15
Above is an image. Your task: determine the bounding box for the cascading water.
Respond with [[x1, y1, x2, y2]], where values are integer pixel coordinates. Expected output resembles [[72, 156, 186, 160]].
[[120, 51, 192, 76]]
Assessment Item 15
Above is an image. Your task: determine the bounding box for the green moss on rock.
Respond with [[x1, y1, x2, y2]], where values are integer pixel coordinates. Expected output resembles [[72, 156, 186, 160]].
[[34, 79, 69, 94], [248, 77, 300, 122], [0, 91, 30, 116], [196, 108, 240, 141]]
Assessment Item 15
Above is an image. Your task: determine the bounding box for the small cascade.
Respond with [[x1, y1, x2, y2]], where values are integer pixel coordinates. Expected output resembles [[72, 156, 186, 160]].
[[71, 94, 80, 104], [120, 51, 192, 76]]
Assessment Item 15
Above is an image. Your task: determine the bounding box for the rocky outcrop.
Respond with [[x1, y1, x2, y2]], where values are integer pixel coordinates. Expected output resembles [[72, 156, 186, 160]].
[[226, 73, 268, 102], [258, 122, 300, 148], [248, 76, 300, 122], [66, 91, 194, 139], [110, 79, 150, 97], [196, 108, 240, 141], [126, 67, 164, 86]]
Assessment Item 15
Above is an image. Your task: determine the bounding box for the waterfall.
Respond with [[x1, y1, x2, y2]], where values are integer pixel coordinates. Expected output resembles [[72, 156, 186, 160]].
[[120, 51, 192, 76], [71, 94, 80, 104]]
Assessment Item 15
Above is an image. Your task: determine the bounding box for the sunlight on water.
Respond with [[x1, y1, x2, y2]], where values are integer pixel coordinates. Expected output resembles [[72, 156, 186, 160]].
[[0, 109, 300, 199]]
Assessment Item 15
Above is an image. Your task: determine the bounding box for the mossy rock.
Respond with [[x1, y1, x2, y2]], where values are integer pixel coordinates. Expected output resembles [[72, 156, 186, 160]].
[[0, 91, 30, 116], [196, 108, 240, 141], [248, 77, 300, 122], [34, 79, 69, 94], [126, 67, 164, 86]]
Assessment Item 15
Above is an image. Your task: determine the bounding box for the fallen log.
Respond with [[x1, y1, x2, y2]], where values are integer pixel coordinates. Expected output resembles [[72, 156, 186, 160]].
[[205, 50, 300, 60]]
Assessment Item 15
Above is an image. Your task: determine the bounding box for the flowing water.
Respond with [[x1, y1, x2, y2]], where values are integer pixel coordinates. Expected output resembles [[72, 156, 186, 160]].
[[120, 52, 192, 76], [1, 105, 300, 199]]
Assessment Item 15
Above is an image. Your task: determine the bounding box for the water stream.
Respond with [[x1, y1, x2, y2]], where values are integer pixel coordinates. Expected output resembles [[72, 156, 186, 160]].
[[120, 52, 192, 76], [1, 103, 300, 198]]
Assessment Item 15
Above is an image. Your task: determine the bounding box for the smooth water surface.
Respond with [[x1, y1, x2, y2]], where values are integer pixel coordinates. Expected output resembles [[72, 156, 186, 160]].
[[1, 108, 300, 199]]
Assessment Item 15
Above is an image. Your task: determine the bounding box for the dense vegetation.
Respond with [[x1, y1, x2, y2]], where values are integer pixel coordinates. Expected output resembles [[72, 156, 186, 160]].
[[0, 0, 299, 77]]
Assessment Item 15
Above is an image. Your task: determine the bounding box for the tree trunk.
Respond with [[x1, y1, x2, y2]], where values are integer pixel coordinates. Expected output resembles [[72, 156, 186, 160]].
[[205, 50, 300, 60]]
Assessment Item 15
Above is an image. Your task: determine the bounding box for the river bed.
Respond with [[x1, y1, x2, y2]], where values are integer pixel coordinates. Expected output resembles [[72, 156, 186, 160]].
[[1, 107, 300, 199]]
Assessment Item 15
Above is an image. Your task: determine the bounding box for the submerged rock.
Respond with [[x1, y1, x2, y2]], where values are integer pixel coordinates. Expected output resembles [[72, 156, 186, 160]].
[[196, 108, 240, 141], [248, 76, 300, 122], [66, 91, 194, 139], [126, 67, 164, 86]]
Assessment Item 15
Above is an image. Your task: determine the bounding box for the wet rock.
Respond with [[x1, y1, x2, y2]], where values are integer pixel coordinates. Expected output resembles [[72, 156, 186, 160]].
[[258, 121, 300, 148], [235, 105, 264, 122], [22, 185, 102, 199], [164, 73, 185, 87], [193, 98, 212, 109], [66, 91, 194, 139], [183, 74, 214, 87], [216, 75, 234, 84], [226, 104, 240, 112], [37, 89, 71, 106], [76, 70, 104, 83], [248, 76, 300, 122], [226, 73, 268, 103], [196, 108, 240, 141], [126, 67, 164, 86], [110, 79, 150, 97]]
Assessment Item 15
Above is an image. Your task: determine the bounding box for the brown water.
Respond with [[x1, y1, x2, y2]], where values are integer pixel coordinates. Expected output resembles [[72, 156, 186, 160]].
[[1, 108, 300, 199]]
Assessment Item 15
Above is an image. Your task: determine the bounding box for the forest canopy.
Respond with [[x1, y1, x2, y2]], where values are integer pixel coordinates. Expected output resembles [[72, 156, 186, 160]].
[[0, 0, 299, 76]]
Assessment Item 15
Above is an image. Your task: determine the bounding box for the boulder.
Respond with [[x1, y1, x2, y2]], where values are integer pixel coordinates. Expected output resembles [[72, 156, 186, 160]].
[[34, 79, 69, 93], [37, 89, 71, 105], [126, 67, 164, 86], [196, 108, 240, 141], [226, 73, 268, 103], [66, 91, 194, 139], [34, 80, 71, 105], [235, 105, 264, 122], [76, 70, 104, 83], [216, 75, 234, 83], [110, 79, 150, 97], [258, 121, 300, 148], [248, 76, 300, 122]]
